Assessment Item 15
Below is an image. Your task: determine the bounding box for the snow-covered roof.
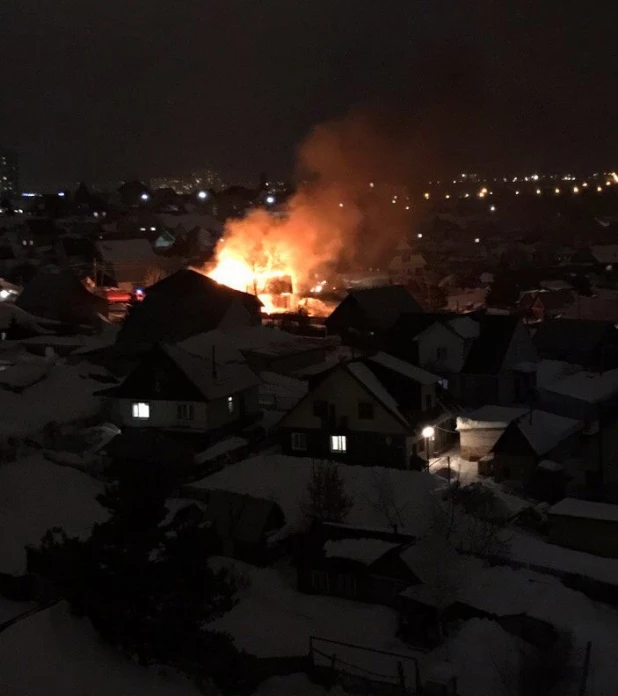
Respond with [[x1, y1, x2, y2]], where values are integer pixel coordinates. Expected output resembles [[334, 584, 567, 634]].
[[512, 410, 582, 456], [591, 244, 618, 264], [177, 328, 246, 364], [369, 351, 439, 385], [323, 538, 399, 565], [544, 368, 618, 403], [163, 343, 259, 400], [536, 359, 581, 388], [224, 325, 326, 357], [96, 238, 157, 263], [549, 497, 618, 523], [348, 361, 405, 422], [538, 460, 563, 472], [459, 405, 527, 431]]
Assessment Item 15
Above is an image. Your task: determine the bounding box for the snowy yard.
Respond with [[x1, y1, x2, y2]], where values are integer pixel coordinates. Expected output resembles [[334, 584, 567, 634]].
[[0, 359, 113, 441], [209, 558, 418, 662], [190, 454, 441, 536], [0, 455, 106, 574], [0, 602, 204, 696]]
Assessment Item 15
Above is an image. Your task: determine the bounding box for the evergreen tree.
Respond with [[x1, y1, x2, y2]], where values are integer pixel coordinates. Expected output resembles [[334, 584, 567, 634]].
[[29, 458, 247, 689]]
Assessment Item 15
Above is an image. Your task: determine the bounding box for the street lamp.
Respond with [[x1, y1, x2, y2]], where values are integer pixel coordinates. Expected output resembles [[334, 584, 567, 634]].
[[197, 190, 208, 200], [421, 426, 435, 468]]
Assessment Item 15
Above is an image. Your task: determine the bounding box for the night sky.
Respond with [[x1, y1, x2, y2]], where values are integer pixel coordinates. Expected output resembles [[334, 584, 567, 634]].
[[1, 1, 616, 190]]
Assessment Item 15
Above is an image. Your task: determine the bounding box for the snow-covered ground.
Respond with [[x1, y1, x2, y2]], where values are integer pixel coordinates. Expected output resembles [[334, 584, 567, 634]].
[[0, 454, 106, 574], [190, 454, 441, 536], [0, 359, 112, 441], [0, 602, 204, 696], [209, 558, 418, 662]]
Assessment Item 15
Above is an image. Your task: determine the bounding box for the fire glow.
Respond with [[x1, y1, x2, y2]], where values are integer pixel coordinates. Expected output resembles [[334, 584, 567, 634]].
[[205, 186, 361, 315]]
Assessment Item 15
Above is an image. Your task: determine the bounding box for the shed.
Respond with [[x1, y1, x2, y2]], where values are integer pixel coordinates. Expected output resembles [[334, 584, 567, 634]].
[[548, 497, 618, 558]]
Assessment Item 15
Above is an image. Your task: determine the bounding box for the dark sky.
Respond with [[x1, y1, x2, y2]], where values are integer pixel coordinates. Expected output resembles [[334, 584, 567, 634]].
[[1, 0, 616, 190]]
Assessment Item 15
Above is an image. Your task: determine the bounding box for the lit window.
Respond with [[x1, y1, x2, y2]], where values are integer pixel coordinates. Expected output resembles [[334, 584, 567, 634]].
[[177, 403, 194, 421], [227, 396, 235, 414], [330, 435, 347, 453], [291, 432, 307, 451], [132, 402, 150, 419]]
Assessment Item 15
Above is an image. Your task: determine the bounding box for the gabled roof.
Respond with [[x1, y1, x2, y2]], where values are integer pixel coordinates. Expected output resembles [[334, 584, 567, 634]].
[[99, 338, 259, 401], [349, 285, 423, 321], [388, 312, 461, 343], [346, 352, 441, 427], [462, 315, 520, 374], [494, 410, 582, 457], [326, 284, 423, 332], [15, 268, 107, 326], [117, 269, 262, 345]]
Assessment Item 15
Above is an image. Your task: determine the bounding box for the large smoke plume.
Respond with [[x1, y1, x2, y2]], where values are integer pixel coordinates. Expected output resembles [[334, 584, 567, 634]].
[[210, 46, 488, 292]]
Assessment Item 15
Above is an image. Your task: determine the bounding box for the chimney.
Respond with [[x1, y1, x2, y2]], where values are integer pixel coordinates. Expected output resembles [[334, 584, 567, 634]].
[[212, 344, 217, 380]]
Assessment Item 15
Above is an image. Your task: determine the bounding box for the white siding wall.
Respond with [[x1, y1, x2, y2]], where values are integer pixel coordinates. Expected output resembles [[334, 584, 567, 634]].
[[417, 323, 466, 373]]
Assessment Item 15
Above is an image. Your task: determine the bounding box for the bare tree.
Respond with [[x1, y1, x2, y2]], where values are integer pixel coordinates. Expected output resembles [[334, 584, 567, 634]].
[[358, 468, 411, 529], [302, 460, 353, 523], [432, 483, 511, 559]]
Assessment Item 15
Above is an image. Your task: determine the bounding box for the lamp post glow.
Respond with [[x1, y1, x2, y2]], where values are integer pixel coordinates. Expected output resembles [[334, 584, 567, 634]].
[[140, 193, 149, 202], [265, 195, 276, 205], [197, 190, 208, 200], [421, 426, 435, 468]]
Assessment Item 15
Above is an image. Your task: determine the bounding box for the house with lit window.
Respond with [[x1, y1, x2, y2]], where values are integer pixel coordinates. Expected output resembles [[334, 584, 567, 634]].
[[278, 352, 453, 469], [97, 332, 260, 439]]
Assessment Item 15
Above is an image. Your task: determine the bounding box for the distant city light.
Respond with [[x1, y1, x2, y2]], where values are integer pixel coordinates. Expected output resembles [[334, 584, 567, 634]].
[[391, 199, 397, 204], [421, 426, 435, 440], [0, 290, 9, 299], [515, 190, 520, 195], [150, 226, 156, 231], [582, 182, 589, 188], [536, 188, 542, 195], [597, 186, 603, 192], [554, 188, 560, 195], [417, 233, 423, 238], [612, 173, 618, 184], [531, 174, 539, 181], [197, 190, 208, 200], [369, 182, 374, 188], [140, 193, 149, 201], [475, 238, 480, 243], [464, 193, 470, 198], [423, 192, 430, 200], [21, 192, 37, 198], [405, 206, 410, 210], [58, 192, 65, 197], [265, 195, 276, 205], [489, 205, 496, 212], [445, 194, 451, 199], [339, 202, 345, 208], [573, 186, 580, 194], [606, 181, 612, 187]]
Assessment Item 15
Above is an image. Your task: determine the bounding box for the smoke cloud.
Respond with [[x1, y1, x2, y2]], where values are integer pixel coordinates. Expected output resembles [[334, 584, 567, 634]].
[[209, 44, 490, 294]]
